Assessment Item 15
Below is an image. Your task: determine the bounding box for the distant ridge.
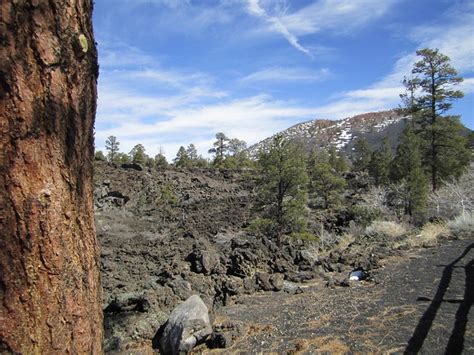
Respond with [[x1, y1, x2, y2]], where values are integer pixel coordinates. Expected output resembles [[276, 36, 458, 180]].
[[248, 110, 408, 159]]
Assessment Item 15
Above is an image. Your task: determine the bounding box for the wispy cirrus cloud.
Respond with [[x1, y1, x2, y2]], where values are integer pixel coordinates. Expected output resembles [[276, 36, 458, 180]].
[[240, 67, 331, 84], [246, 0, 311, 56], [95, 42, 318, 159], [282, 0, 402, 36], [96, 92, 318, 160], [408, 3, 474, 73]]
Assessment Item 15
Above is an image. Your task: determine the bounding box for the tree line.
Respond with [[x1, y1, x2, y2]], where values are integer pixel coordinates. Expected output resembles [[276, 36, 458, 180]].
[[96, 132, 254, 170]]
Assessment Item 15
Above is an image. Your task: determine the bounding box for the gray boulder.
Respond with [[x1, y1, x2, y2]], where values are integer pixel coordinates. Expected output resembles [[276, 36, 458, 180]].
[[270, 273, 285, 291], [158, 294, 212, 354]]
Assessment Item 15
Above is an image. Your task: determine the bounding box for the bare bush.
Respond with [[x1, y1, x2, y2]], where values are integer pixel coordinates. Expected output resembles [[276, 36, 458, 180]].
[[448, 212, 474, 237], [365, 220, 407, 238], [428, 164, 474, 219]]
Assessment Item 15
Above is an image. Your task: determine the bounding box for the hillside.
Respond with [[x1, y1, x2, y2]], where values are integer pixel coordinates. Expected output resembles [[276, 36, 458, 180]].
[[248, 110, 408, 157]]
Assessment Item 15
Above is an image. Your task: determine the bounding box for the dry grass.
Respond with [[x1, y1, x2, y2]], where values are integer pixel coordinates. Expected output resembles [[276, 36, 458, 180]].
[[288, 336, 350, 354], [448, 212, 474, 237], [246, 323, 274, 336], [403, 222, 449, 248], [337, 233, 356, 251], [365, 220, 407, 238]]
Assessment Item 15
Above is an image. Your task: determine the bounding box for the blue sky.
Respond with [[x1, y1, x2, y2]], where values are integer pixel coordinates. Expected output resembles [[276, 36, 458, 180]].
[[93, 0, 474, 160]]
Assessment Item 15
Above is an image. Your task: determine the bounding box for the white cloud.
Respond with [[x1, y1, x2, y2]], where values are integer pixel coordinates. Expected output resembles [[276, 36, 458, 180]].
[[96, 94, 317, 160], [312, 3, 474, 120], [246, 0, 310, 55], [409, 7, 474, 73], [95, 42, 318, 160], [281, 0, 400, 35], [459, 77, 474, 94], [98, 41, 156, 68], [240, 67, 331, 83]]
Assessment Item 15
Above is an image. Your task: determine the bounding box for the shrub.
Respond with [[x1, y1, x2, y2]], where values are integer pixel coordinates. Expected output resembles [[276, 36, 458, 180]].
[[448, 212, 474, 237], [415, 222, 449, 247], [291, 231, 319, 242], [365, 220, 407, 238], [246, 218, 275, 236], [349, 205, 382, 228]]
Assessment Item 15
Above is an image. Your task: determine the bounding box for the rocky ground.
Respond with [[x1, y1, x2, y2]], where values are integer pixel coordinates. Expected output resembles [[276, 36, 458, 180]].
[[93, 161, 473, 353], [210, 237, 473, 354]]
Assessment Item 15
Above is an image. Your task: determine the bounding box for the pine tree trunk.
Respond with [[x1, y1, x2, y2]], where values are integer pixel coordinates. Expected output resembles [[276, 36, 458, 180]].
[[0, 1, 102, 353]]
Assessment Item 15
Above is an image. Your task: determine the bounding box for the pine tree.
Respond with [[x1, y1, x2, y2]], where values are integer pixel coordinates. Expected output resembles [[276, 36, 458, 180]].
[[129, 144, 147, 165], [94, 150, 107, 161], [335, 153, 349, 174], [174, 146, 190, 168], [328, 146, 338, 170], [327, 146, 349, 173], [255, 134, 308, 241], [352, 137, 372, 172], [154, 153, 169, 170], [1, 2, 102, 351], [402, 48, 470, 191], [186, 144, 198, 162], [228, 138, 247, 156], [105, 135, 120, 163], [308, 149, 346, 209], [208, 132, 229, 167], [115, 152, 131, 165], [369, 137, 393, 186], [390, 125, 428, 223]]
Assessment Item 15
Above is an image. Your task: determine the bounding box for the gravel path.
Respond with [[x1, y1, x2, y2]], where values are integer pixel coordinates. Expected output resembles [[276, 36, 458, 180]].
[[212, 237, 474, 354]]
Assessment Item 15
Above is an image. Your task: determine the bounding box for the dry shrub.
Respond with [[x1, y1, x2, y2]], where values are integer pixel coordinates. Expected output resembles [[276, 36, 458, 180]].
[[365, 220, 407, 238], [448, 212, 474, 237], [406, 222, 449, 248], [337, 233, 355, 251]]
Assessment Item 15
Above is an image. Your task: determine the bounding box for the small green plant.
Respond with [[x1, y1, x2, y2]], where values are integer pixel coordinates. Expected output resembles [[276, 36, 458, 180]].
[[349, 205, 381, 228], [290, 231, 319, 242], [246, 218, 275, 236], [156, 185, 178, 222]]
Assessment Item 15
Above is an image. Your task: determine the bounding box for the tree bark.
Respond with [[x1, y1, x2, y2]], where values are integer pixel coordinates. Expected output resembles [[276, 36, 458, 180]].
[[0, 1, 102, 353]]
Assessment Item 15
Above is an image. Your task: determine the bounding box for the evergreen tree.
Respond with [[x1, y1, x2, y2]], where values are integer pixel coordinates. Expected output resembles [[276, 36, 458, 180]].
[[390, 125, 428, 223], [308, 149, 346, 209], [94, 150, 106, 161], [402, 48, 470, 191], [328, 146, 348, 173], [129, 144, 147, 165], [186, 144, 198, 162], [226, 138, 252, 169], [335, 152, 349, 174], [145, 156, 155, 168], [208, 132, 229, 167], [115, 152, 131, 165], [369, 137, 393, 186], [228, 138, 247, 156], [328, 146, 338, 170], [105, 135, 120, 163], [154, 153, 169, 170], [255, 134, 309, 241], [174, 146, 190, 168], [352, 137, 372, 172]]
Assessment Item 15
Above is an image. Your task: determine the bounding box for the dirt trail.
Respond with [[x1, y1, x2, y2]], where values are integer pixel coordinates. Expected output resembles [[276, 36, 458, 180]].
[[212, 237, 473, 354]]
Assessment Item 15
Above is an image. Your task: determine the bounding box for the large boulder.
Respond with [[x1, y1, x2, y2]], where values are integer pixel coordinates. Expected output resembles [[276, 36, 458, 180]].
[[188, 249, 220, 275], [158, 295, 212, 354]]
